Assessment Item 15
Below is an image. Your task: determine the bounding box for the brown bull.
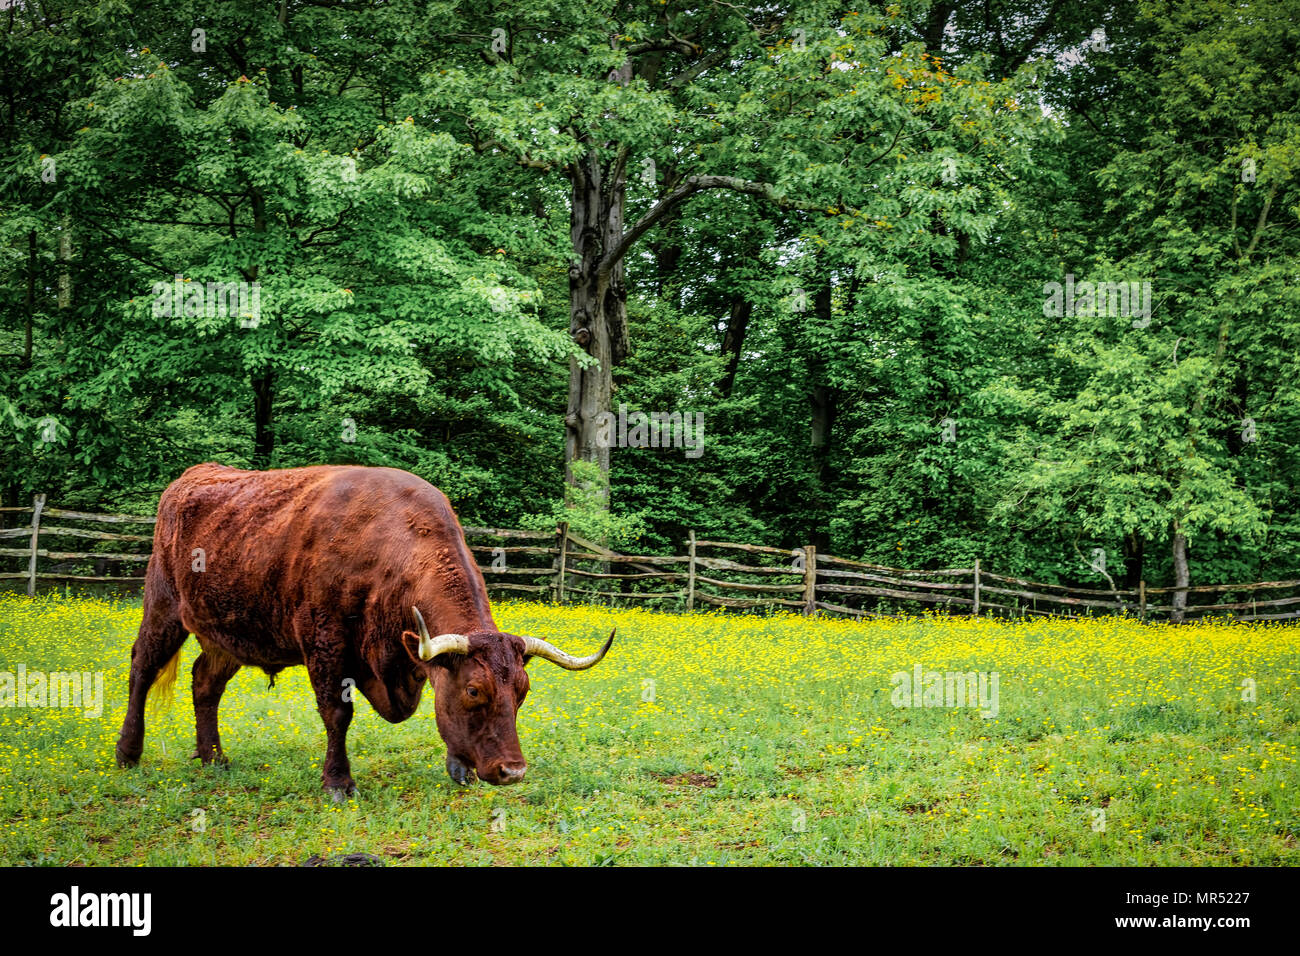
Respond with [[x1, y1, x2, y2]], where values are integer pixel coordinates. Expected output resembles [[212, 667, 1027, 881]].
[[114, 463, 613, 796]]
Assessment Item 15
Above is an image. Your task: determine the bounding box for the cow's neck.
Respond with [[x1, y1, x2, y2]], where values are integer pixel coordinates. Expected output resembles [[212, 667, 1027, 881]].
[[413, 549, 497, 636]]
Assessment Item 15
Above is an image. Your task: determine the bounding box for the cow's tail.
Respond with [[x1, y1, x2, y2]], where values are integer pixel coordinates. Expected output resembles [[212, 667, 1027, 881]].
[[147, 648, 183, 714]]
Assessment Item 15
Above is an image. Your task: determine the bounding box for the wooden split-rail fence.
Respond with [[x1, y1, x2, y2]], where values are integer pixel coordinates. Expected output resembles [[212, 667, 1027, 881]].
[[2, 497, 1298, 623]]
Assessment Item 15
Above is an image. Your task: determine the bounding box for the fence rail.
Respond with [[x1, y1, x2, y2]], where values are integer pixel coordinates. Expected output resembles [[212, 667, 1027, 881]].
[[2, 496, 1297, 623]]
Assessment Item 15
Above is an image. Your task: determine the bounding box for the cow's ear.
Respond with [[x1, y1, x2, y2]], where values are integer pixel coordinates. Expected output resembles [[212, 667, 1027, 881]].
[[400, 630, 425, 664]]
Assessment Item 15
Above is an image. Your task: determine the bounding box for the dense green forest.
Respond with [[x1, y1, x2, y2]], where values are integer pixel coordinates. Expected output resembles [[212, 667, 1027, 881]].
[[3, 0, 1298, 599]]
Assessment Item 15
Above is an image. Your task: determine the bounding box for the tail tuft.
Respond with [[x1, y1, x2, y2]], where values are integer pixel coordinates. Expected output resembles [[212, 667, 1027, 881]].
[[147, 649, 182, 714]]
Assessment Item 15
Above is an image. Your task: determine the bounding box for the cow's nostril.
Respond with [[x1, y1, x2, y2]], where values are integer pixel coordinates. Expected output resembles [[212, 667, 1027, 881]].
[[500, 764, 526, 784]]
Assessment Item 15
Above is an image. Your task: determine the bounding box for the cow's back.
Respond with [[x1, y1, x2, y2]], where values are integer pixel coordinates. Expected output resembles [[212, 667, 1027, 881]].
[[149, 463, 489, 662]]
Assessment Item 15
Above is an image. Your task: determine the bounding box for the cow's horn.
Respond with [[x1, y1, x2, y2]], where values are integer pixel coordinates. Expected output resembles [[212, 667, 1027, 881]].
[[412, 606, 469, 660], [521, 629, 615, 670]]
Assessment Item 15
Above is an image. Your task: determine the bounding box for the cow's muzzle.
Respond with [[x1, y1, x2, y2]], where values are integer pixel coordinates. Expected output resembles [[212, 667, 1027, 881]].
[[481, 761, 527, 786]]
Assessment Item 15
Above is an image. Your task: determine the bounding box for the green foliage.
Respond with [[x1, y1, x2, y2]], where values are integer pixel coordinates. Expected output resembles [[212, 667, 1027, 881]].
[[521, 459, 649, 551]]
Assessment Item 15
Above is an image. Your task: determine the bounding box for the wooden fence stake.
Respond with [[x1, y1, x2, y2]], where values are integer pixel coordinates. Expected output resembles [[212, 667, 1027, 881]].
[[553, 522, 569, 604], [973, 557, 981, 617], [27, 494, 45, 597], [686, 530, 697, 611], [802, 545, 817, 616], [1138, 579, 1146, 621]]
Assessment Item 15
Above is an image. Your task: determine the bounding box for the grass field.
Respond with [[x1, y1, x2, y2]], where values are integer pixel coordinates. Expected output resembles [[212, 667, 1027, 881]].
[[0, 592, 1296, 865]]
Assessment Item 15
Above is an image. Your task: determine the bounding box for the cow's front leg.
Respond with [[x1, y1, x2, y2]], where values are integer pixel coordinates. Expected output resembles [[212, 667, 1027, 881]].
[[306, 654, 356, 800]]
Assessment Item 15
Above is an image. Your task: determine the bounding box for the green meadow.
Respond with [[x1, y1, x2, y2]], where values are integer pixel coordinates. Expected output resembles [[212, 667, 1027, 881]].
[[1, 593, 1296, 866]]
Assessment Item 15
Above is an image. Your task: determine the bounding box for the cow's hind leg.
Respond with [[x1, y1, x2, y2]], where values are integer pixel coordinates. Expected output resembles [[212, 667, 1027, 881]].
[[192, 648, 241, 765], [115, 593, 189, 768], [305, 653, 356, 800]]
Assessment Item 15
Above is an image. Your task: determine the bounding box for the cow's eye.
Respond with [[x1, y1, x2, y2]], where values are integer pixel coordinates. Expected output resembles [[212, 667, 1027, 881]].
[[467, 687, 479, 698]]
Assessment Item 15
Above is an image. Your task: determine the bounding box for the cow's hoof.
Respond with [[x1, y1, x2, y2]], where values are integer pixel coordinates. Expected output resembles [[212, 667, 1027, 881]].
[[115, 748, 140, 769], [446, 755, 477, 787], [324, 777, 358, 801], [192, 748, 230, 767], [327, 785, 359, 803]]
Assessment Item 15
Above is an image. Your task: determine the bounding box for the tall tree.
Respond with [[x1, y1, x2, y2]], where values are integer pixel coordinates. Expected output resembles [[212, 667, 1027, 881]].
[[421, 1, 1042, 503]]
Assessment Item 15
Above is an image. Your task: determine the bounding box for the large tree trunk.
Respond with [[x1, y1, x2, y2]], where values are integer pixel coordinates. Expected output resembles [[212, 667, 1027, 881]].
[[9, 231, 38, 515], [1123, 529, 1144, 590], [808, 283, 837, 551], [248, 191, 272, 468], [564, 147, 629, 497], [253, 368, 274, 467], [717, 298, 752, 399], [23, 229, 35, 368], [57, 218, 72, 311], [652, 161, 683, 299], [1170, 522, 1189, 623], [921, 2, 956, 53]]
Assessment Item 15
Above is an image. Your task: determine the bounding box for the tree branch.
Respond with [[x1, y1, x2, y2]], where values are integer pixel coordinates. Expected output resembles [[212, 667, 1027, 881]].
[[1241, 183, 1277, 262], [664, 47, 730, 88], [471, 136, 554, 171], [628, 38, 697, 57], [300, 208, 348, 246], [598, 174, 852, 277]]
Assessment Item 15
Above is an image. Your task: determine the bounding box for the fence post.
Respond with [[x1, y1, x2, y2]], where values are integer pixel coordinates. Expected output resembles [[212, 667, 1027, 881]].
[[973, 557, 981, 617], [686, 530, 697, 611], [1138, 579, 1146, 621], [27, 494, 45, 597], [802, 545, 817, 616], [553, 522, 569, 604]]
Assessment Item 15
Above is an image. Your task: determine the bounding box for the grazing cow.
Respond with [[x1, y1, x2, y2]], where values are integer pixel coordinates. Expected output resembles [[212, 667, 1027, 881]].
[[115, 463, 614, 797]]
